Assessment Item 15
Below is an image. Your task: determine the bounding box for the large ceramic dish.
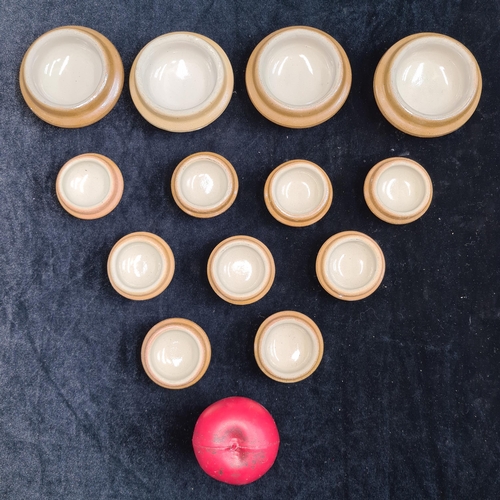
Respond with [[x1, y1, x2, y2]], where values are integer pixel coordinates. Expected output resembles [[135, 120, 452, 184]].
[[130, 32, 233, 132], [20, 26, 124, 128], [141, 318, 211, 390], [246, 26, 351, 128], [374, 32, 482, 137]]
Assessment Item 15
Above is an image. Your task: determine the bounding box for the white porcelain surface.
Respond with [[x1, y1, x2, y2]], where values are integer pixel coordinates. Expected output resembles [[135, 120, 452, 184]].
[[391, 36, 476, 120], [149, 327, 203, 385], [135, 33, 223, 115], [258, 28, 342, 108], [24, 28, 105, 107]]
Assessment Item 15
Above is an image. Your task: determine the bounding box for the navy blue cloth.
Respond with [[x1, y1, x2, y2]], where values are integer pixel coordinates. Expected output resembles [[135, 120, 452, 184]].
[[1, 1, 499, 498]]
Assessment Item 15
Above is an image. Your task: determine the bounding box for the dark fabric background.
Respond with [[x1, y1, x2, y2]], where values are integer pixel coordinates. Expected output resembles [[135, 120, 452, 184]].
[[1, 0, 499, 498]]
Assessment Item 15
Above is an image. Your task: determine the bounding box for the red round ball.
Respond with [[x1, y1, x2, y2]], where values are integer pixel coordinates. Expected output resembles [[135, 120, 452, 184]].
[[192, 396, 280, 485]]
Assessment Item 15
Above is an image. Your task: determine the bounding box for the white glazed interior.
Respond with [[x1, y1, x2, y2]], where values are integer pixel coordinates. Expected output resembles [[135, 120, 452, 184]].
[[375, 162, 429, 214], [258, 28, 342, 108], [111, 240, 165, 295], [136, 33, 224, 115], [271, 162, 327, 217], [391, 36, 476, 120], [324, 237, 379, 292], [260, 318, 319, 380], [59, 158, 111, 208], [24, 28, 105, 108], [148, 327, 202, 385], [176, 157, 231, 209], [212, 240, 269, 299]]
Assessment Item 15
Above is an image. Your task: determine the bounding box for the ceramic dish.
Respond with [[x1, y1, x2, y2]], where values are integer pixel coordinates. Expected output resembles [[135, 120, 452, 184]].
[[246, 26, 351, 128], [56, 153, 124, 219], [207, 235, 275, 305], [141, 318, 211, 389], [364, 157, 433, 224], [254, 311, 323, 383], [316, 231, 385, 301], [171, 152, 238, 218], [107, 232, 175, 300], [374, 33, 482, 137], [20, 26, 123, 128], [264, 159, 333, 226], [130, 32, 233, 132]]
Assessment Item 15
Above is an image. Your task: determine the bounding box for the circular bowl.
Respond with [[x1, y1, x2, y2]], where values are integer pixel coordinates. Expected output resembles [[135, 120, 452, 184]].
[[141, 318, 211, 389], [364, 157, 433, 224], [207, 235, 275, 305], [254, 311, 324, 383], [56, 153, 124, 219], [246, 26, 351, 128], [374, 33, 482, 137], [130, 32, 233, 132], [171, 152, 238, 218], [20, 26, 124, 128], [107, 232, 175, 300], [316, 231, 385, 301], [264, 159, 333, 226]]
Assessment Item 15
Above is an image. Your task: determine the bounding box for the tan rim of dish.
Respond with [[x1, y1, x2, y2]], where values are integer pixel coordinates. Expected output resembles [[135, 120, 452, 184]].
[[374, 32, 482, 137], [264, 159, 333, 227], [130, 32, 234, 132], [20, 26, 124, 128], [56, 153, 124, 219], [364, 157, 433, 224], [207, 235, 275, 305], [246, 26, 351, 128], [316, 231, 385, 301], [254, 311, 324, 383], [141, 318, 211, 389], [107, 232, 175, 300], [171, 152, 238, 218]]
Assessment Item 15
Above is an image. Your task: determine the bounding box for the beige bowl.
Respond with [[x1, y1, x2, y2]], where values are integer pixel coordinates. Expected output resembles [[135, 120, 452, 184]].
[[364, 157, 433, 224], [246, 26, 351, 128], [254, 311, 323, 383], [207, 235, 275, 305], [316, 231, 385, 301], [20, 26, 123, 128], [141, 318, 211, 389], [374, 33, 482, 137], [107, 232, 175, 300]]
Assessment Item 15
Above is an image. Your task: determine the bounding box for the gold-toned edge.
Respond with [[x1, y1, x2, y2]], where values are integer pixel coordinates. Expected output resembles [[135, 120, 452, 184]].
[[171, 152, 238, 218], [56, 153, 124, 220], [373, 32, 482, 138], [107, 231, 175, 301], [264, 159, 333, 227], [207, 235, 275, 305], [20, 26, 124, 128], [316, 231, 385, 301], [129, 32, 234, 132], [141, 318, 211, 390], [363, 157, 433, 224], [245, 26, 352, 129], [254, 310, 324, 383]]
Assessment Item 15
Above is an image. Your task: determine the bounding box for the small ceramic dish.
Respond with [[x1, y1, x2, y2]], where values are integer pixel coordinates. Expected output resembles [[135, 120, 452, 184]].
[[141, 318, 211, 389], [107, 232, 175, 300], [246, 26, 351, 128], [207, 235, 275, 305], [55, 153, 124, 219], [374, 33, 482, 137], [20, 26, 124, 128], [364, 157, 433, 224], [254, 311, 323, 383], [316, 231, 385, 301], [171, 152, 238, 218], [264, 159, 333, 226], [130, 32, 233, 132]]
